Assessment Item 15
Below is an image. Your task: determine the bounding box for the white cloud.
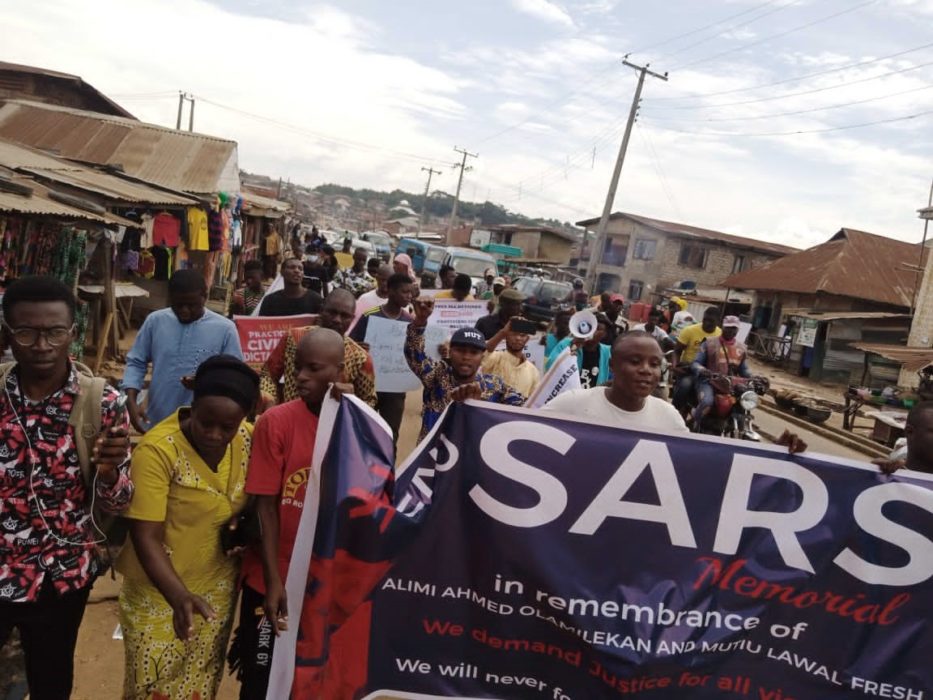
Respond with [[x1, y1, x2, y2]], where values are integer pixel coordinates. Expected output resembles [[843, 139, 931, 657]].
[[510, 0, 575, 27]]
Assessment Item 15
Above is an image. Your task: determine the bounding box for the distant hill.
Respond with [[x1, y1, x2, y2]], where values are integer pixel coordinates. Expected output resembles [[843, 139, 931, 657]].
[[312, 183, 578, 232], [240, 169, 580, 235]]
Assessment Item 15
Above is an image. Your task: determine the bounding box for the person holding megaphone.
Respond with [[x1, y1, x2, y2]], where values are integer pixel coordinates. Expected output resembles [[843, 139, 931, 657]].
[[544, 309, 613, 389]]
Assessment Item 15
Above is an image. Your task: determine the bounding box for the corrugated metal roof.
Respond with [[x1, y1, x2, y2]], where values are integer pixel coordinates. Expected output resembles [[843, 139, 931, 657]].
[[782, 309, 911, 321], [0, 136, 196, 206], [0, 177, 134, 225], [575, 211, 797, 256], [851, 343, 933, 373], [0, 61, 135, 118], [723, 228, 926, 309], [0, 100, 238, 194]]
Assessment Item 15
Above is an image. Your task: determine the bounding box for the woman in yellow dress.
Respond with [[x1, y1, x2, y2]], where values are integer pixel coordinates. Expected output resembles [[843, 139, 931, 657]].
[[117, 355, 260, 700]]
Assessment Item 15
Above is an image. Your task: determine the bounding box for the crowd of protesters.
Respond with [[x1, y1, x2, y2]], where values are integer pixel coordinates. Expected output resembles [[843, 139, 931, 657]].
[[1, 228, 914, 700]]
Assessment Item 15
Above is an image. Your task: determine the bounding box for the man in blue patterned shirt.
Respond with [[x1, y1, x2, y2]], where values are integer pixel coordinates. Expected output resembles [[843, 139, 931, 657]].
[[405, 296, 525, 441]]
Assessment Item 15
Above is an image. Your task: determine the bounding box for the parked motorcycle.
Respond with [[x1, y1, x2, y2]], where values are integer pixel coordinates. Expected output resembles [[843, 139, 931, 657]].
[[693, 374, 769, 441]]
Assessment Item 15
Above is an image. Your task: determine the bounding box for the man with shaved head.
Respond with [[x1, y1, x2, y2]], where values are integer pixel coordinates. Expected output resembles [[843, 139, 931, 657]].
[[235, 328, 347, 696], [258, 288, 376, 411]]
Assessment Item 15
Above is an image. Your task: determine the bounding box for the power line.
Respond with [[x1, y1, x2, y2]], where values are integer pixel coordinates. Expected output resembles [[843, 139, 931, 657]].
[[670, 0, 879, 71], [656, 0, 797, 62], [650, 40, 933, 102], [629, 0, 784, 55], [645, 59, 933, 111], [192, 94, 444, 167], [641, 107, 933, 137], [638, 128, 683, 221], [642, 82, 933, 124], [473, 0, 798, 146]]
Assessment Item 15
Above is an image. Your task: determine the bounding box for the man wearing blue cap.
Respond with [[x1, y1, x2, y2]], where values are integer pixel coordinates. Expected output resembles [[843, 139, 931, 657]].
[[406, 296, 526, 440]]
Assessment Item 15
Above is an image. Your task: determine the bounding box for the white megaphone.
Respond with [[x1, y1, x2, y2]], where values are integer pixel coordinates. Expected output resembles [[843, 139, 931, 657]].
[[569, 309, 598, 340]]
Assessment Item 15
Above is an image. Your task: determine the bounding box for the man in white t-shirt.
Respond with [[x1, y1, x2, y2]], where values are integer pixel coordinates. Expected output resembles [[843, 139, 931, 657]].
[[543, 330, 688, 433]]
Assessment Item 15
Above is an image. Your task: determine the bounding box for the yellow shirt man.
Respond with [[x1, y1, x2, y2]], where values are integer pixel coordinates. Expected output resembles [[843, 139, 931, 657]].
[[434, 290, 475, 300], [676, 322, 722, 364], [482, 351, 540, 397]]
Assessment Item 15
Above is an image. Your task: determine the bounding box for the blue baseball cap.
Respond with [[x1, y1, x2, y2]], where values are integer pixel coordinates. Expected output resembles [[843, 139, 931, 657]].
[[450, 327, 487, 350]]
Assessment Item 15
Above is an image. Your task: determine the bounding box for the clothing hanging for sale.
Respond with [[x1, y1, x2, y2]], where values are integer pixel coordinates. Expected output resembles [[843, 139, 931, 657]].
[[152, 212, 181, 247], [187, 208, 209, 251]]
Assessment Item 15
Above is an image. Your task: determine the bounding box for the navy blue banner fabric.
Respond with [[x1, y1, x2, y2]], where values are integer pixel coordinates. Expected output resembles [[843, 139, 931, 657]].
[[316, 400, 931, 699]]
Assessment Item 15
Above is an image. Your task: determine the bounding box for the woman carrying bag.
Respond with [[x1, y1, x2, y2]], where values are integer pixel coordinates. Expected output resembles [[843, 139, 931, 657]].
[[116, 355, 260, 700]]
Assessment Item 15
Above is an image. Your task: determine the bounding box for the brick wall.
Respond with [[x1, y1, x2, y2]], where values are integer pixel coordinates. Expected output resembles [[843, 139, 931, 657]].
[[510, 231, 539, 258], [585, 218, 785, 300], [538, 234, 573, 264]]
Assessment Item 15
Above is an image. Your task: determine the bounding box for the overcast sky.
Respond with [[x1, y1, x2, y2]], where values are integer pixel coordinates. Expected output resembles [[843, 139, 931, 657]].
[[2, 0, 932, 247]]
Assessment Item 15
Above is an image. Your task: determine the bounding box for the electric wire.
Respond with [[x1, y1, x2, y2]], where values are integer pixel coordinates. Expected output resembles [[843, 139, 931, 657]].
[[641, 107, 933, 137], [670, 0, 879, 71]]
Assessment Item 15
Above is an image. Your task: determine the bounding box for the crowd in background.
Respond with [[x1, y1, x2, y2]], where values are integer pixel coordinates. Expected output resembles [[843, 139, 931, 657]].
[[1, 227, 925, 700]]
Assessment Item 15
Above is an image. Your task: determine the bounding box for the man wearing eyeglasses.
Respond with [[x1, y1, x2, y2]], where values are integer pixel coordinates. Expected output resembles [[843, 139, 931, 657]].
[[0, 275, 133, 700]]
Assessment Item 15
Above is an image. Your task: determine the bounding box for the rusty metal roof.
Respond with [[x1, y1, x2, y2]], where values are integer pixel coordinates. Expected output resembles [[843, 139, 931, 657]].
[[240, 191, 292, 220], [781, 309, 911, 321], [0, 100, 239, 194], [851, 343, 933, 373], [0, 174, 134, 226], [722, 228, 926, 309], [0, 137, 196, 206], [0, 61, 135, 119], [575, 211, 797, 256]]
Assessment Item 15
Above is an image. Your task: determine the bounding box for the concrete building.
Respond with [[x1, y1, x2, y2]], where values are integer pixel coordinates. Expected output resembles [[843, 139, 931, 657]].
[[576, 212, 795, 301], [470, 224, 577, 265]]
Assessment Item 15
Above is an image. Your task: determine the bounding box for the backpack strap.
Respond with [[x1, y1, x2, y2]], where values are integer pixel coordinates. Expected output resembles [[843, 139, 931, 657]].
[[67, 362, 106, 485]]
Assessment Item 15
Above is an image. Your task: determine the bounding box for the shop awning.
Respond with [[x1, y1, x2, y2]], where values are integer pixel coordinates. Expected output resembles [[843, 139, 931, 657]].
[[0, 184, 134, 226], [851, 343, 933, 373], [783, 309, 911, 322]]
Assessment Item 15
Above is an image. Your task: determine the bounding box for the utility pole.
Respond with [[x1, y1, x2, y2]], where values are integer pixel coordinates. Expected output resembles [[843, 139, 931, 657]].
[[176, 91, 185, 130], [584, 58, 667, 292], [446, 147, 478, 238], [909, 177, 933, 322], [176, 92, 195, 131], [418, 166, 443, 238]]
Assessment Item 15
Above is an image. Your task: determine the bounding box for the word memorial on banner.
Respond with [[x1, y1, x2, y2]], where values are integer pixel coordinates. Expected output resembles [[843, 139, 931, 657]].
[[267, 398, 933, 700]]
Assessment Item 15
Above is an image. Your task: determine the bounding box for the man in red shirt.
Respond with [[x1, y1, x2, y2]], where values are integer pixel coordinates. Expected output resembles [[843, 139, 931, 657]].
[[233, 328, 346, 699]]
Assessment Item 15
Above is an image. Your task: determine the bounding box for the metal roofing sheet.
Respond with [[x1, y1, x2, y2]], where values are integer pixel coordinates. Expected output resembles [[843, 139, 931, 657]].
[[0, 183, 133, 225], [782, 309, 911, 321], [851, 343, 933, 373], [24, 168, 196, 205], [0, 137, 196, 205], [575, 211, 797, 256], [722, 229, 926, 309], [0, 100, 237, 194]]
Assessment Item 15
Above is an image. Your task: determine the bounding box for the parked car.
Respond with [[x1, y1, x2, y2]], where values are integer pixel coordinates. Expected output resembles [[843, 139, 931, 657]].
[[396, 238, 446, 282], [360, 230, 393, 262], [513, 277, 573, 323], [443, 247, 498, 292]]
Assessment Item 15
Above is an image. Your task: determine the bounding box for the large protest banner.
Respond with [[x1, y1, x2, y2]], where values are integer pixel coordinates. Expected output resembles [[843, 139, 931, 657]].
[[233, 314, 316, 369], [365, 316, 448, 392], [270, 399, 933, 699]]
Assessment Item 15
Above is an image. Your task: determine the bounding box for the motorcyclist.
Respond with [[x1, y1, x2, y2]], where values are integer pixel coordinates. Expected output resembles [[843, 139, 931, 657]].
[[690, 315, 753, 429]]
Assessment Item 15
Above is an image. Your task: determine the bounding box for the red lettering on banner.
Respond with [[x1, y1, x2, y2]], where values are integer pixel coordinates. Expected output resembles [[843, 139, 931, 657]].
[[694, 556, 910, 626]]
